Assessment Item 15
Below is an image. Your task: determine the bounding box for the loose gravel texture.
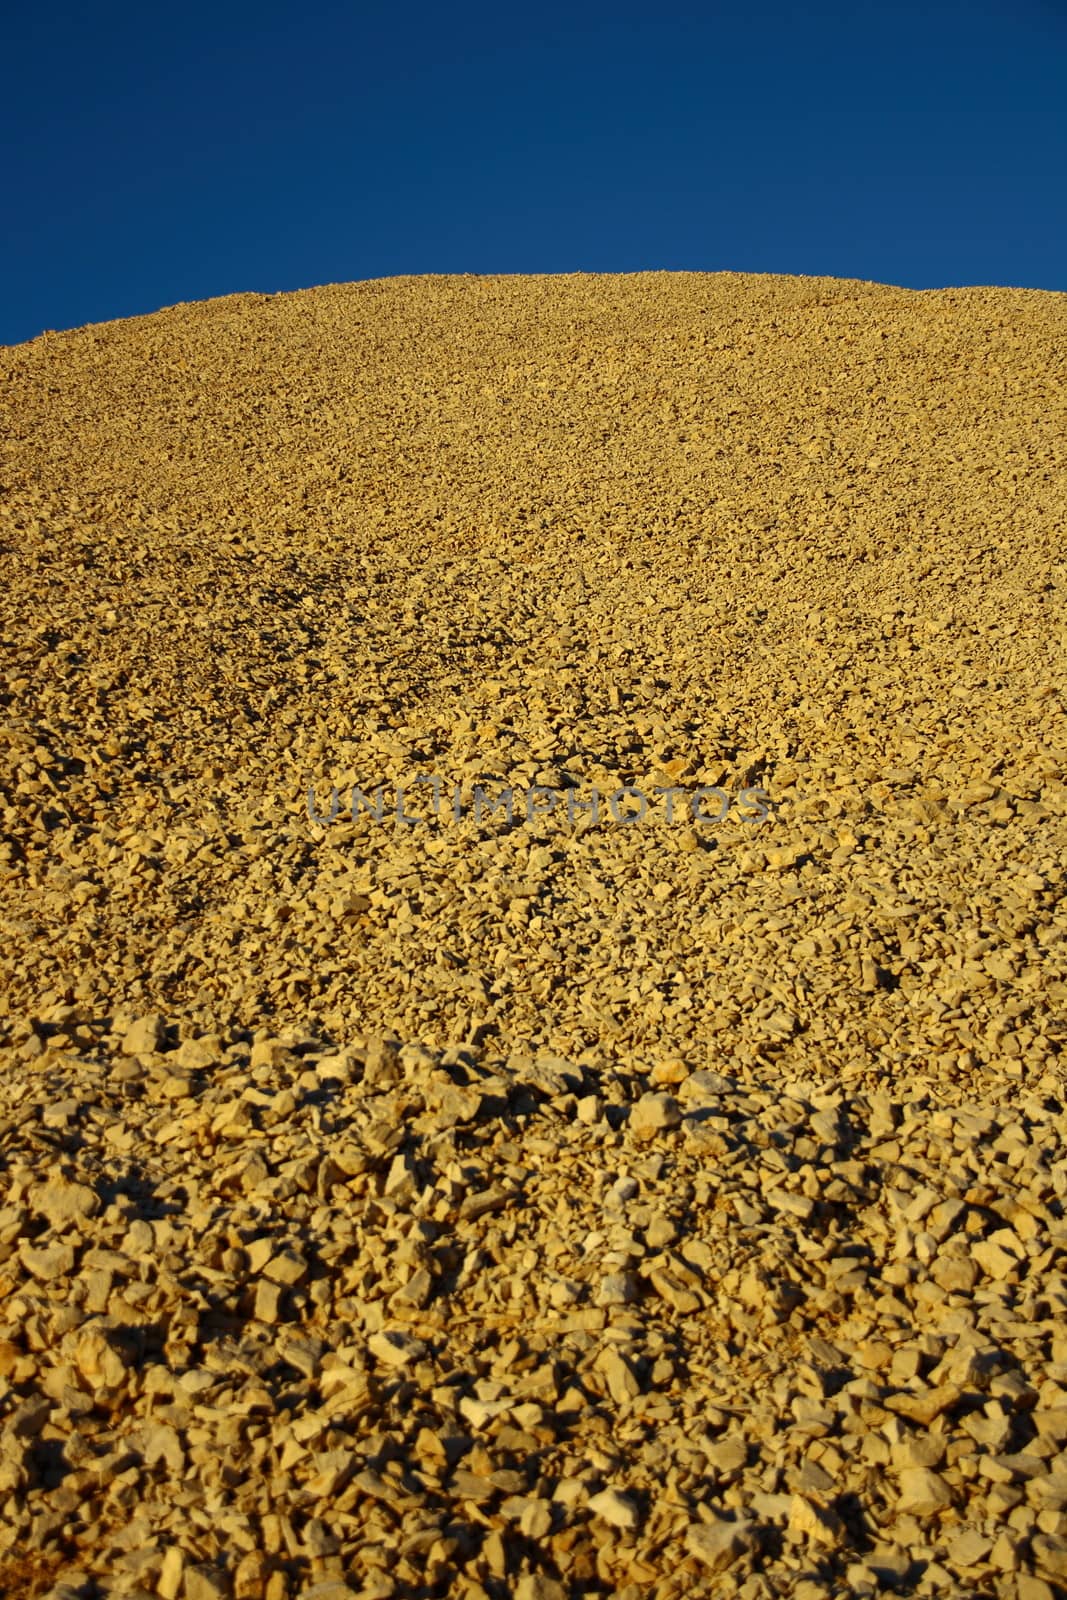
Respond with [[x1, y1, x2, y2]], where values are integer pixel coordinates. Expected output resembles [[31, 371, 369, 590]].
[[0, 271, 1065, 1600]]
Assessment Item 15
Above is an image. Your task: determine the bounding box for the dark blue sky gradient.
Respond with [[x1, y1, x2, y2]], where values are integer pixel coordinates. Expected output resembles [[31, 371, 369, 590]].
[[4, 0, 1064, 345]]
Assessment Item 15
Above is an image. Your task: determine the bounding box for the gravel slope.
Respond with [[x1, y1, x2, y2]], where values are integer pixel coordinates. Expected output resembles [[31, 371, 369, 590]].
[[0, 271, 1065, 1599]]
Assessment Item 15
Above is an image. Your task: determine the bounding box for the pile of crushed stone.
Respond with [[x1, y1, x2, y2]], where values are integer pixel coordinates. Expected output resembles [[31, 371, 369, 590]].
[[0, 271, 1065, 1599]]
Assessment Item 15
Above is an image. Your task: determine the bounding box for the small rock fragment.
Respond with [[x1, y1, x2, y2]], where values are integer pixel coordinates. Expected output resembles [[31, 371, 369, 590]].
[[588, 1487, 641, 1529], [630, 1093, 682, 1138], [685, 1518, 757, 1571]]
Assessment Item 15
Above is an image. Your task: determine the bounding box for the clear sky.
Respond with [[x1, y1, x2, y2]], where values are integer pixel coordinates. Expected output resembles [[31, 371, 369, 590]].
[[4, 0, 1064, 346]]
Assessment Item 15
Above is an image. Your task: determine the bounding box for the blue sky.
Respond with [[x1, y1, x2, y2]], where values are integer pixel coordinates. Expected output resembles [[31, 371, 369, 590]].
[[3, 0, 1064, 345]]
